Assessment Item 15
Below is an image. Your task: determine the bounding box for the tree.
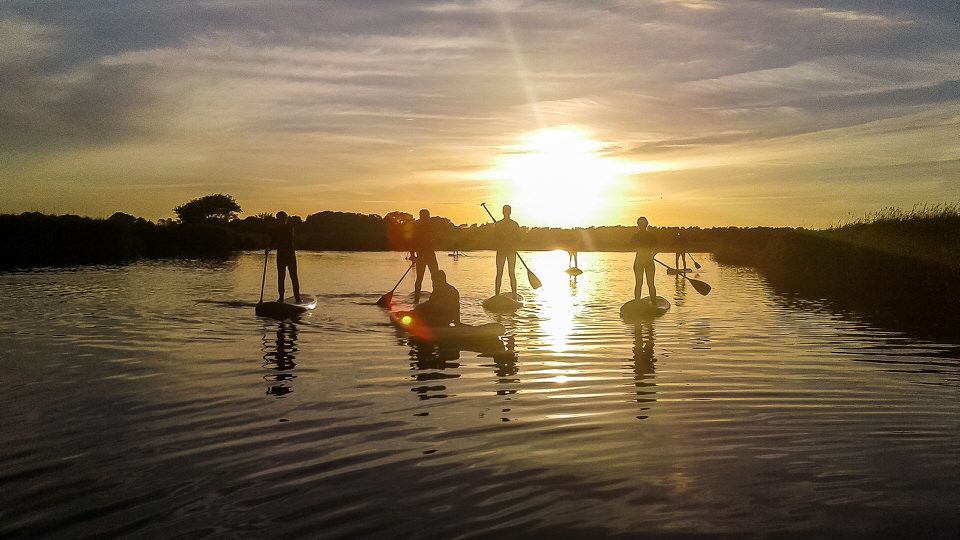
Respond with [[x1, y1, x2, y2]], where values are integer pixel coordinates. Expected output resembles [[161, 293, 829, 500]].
[[174, 194, 241, 224]]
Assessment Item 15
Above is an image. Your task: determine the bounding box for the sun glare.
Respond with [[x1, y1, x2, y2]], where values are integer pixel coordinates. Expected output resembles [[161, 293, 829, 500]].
[[488, 128, 659, 227]]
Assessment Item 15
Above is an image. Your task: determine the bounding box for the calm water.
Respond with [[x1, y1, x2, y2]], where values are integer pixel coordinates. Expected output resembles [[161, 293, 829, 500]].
[[1, 251, 958, 537]]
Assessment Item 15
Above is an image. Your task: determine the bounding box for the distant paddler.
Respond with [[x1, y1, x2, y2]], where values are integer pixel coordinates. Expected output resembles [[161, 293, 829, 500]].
[[565, 229, 583, 275], [493, 204, 522, 297], [267, 211, 301, 303], [410, 209, 440, 304], [674, 229, 689, 273], [632, 216, 658, 301]]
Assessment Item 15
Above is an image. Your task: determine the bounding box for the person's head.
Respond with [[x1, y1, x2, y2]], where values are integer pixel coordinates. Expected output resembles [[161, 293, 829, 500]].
[[432, 269, 447, 286], [502, 204, 512, 218], [276, 211, 288, 223], [636, 216, 648, 229], [419, 209, 430, 220]]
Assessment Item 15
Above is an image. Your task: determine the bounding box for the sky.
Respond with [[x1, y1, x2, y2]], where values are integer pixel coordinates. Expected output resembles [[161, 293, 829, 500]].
[[1, 0, 958, 227]]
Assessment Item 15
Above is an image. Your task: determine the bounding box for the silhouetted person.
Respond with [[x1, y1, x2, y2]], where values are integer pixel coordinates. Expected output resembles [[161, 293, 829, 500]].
[[631, 216, 658, 300], [410, 209, 440, 304], [494, 204, 521, 296], [674, 230, 688, 270], [410, 270, 461, 326], [267, 211, 301, 303], [566, 230, 581, 268]]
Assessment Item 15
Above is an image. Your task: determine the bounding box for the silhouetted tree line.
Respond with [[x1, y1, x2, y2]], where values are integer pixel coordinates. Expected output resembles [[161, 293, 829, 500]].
[[1, 192, 812, 270]]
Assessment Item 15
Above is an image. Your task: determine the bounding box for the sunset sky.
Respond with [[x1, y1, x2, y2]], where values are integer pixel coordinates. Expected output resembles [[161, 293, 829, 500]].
[[1, 1, 958, 227]]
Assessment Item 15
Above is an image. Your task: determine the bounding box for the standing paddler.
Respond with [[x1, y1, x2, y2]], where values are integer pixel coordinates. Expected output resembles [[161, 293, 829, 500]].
[[494, 204, 521, 298], [267, 211, 301, 303], [411, 209, 439, 304], [674, 229, 688, 272], [631, 216, 658, 301]]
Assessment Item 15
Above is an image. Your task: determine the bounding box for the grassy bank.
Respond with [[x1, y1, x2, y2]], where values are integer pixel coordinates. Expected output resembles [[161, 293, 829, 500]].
[[714, 204, 960, 340]]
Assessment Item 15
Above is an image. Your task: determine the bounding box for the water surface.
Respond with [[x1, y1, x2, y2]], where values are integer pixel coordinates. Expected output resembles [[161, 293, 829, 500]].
[[1, 251, 958, 537]]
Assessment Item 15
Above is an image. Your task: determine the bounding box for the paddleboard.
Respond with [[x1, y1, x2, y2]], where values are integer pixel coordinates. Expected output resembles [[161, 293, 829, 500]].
[[390, 311, 505, 342], [666, 268, 692, 275], [255, 294, 317, 319], [482, 292, 524, 312], [405, 291, 432, 301], [619, 296, 671, 319], [566, 267, 583, 276]]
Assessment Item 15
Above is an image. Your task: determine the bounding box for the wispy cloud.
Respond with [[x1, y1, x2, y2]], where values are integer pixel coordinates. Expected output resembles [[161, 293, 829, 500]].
[[0, 0, 957, 225]]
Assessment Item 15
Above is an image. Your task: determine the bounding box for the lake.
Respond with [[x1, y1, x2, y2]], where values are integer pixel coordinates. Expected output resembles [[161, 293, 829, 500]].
[[1, 251, 958, 537]]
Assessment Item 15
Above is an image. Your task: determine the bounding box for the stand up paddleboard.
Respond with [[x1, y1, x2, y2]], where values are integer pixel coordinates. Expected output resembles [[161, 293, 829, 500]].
[[666, 268, 692, 275], [482, 292, 524, 312], [620, 296, 670, 320], [566, 267, 583, 276], [256, 294, 317, 320], [390, 311, 505, 343]]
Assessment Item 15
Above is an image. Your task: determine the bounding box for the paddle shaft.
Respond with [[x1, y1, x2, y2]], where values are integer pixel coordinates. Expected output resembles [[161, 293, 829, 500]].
[[258, 249, 269, 304], [388, 263, 415, 295], [480, 203, 537, 278]]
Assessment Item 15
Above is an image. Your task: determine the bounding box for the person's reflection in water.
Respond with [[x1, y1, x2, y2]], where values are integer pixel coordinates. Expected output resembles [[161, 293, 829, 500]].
[[631, 321, 657, 420], [408, 341, 461, 401], [261, 321, 298, 397], [491, 336, 519, 397], [674, 270, 687, 306]]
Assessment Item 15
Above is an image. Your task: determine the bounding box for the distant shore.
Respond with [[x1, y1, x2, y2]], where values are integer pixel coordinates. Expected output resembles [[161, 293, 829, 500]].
[[0, 208, 783, 270], [4, 205, 958, 341]]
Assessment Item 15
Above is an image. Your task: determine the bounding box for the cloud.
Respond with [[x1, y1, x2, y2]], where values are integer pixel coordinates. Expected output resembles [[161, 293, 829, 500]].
[[0, 17, 61, 69], [0, 1, 958, 224], [789, 7, 909, 26]]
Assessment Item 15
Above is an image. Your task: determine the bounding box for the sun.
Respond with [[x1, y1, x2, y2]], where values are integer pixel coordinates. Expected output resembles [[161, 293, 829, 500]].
[[487, 127, 656, 227]]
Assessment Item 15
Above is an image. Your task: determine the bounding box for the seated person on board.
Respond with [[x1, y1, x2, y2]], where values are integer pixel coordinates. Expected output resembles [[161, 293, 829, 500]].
[[405, 270, 461, 327]]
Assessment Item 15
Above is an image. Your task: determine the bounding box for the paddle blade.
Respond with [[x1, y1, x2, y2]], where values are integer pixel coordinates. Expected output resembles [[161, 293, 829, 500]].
[[693, 260, 702, 270], [376, 292, 393, 308], [689, 278, 711, 296], [527, 270, 542, 289]]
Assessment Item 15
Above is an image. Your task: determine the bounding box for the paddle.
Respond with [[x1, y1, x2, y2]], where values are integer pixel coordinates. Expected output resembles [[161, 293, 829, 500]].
[[376, 262, 415, 307], [654, 258, 711, 296], [258, 248, 269, 304], [688, 253, 702, 270], [481, 202, 542, 289]]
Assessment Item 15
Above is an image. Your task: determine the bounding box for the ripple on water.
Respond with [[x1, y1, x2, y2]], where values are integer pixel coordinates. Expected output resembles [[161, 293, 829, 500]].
[[0, 252, 958, 537]]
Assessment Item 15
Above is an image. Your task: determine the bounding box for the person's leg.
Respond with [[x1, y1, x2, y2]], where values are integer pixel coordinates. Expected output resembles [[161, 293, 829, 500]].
[[276, 257, 286, 302], [289, 255, 301, 302], [495, 251, 506, 295], [574, 251, 578, 268], [634, 261, 643, 300], [414, 257, 426, 303], [645, 261, 657, 299], [507, 252, 517, 295], [426, 252, 439, 278], [681, 252, 687, 269], [675, 251, 680, 268]]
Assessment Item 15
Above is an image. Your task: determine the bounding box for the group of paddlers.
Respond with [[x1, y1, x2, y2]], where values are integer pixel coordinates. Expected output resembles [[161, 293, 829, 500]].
[[264, 206, 683, 327]]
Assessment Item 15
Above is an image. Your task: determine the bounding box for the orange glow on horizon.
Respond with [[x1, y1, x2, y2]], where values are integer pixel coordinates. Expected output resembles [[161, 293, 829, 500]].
[[484, 127, 667, 227]]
